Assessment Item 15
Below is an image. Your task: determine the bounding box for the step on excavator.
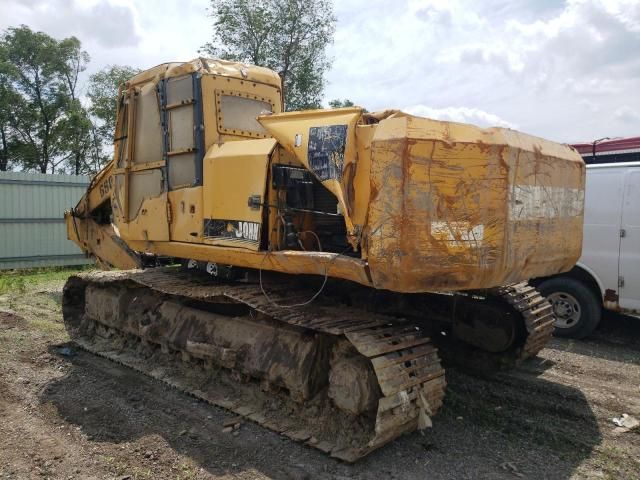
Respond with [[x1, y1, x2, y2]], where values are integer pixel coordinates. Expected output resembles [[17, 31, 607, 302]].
[[63, 58, 585, 461]]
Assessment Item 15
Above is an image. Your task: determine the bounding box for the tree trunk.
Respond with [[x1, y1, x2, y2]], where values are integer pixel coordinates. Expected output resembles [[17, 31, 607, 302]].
[[0, 126, 8, 171], [42, 133, 49, 174], [280, 73, 287, 110]]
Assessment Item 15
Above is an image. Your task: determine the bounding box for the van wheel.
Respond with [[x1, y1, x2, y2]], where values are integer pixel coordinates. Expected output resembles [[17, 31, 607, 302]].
[[537, 277, 602, 339]]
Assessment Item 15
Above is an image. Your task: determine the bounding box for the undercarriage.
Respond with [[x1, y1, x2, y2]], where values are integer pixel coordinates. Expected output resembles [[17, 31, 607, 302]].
[[62, 267, 553, 461]]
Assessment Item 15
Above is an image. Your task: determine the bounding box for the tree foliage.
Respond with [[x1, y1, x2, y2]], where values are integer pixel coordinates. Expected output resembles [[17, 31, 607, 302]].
[[0, 26, 88, 173], [0, 55, 19, 171], [86, 65, 140, 169], [328, 99, 354, 108], [0, 25, 138, 175], [201, 0, 336, 111], [88, 65, 140, 137], [328, 98, 368, 113]]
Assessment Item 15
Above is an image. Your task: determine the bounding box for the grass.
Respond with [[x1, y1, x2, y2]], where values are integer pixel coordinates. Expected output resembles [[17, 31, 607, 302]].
[[29, 317, 66, 335], [0, 265, 92, 335], [0, 265, 93, 294], [1, 266, 92, 309], [0, 275, 27, 296]]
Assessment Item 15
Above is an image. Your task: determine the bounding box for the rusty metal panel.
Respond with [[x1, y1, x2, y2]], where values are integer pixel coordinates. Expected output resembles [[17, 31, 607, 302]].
[[364, 115, 585, 292]]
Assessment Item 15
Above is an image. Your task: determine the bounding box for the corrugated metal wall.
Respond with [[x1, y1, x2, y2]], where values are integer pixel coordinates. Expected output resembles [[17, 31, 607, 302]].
[[0, 171, 93, 270]]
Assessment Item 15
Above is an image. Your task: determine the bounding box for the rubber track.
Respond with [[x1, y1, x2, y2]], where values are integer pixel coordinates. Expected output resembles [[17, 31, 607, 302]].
[[64, 269, 447, 462]]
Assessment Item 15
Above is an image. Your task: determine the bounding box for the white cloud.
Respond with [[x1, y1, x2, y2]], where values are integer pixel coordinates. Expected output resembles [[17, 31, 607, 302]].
[[403, 105, 517, 129], [0, 0, 211, 82], [1, 0, 141, 48], [615, 106, 640, 123], [578, 99, 600, 113], [327, 0, 640, 142], [1, 0, 639, 143]]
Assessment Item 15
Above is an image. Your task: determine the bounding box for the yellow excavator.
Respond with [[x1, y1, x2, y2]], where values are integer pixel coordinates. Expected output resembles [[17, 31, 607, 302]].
[[63, 58, 585, 461]]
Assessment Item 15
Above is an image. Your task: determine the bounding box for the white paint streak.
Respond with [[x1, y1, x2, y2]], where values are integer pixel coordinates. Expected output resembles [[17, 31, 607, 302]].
[[509, 185, 584, 221], [431, 221, 485, 248]]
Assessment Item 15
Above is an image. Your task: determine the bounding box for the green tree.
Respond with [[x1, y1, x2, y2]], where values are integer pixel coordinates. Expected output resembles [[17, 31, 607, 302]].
[[0, 92, 10, 171], [0, 46, 18, 171], [200, 0, 336, 111], [58, 36, 92, 174], [0, 25, 90, 173], [87, 65, 139, 141], [328, 99, 354, 108], [56, 100, 96, 174], [328, 98, 368, 112], [85, 65, 140, 172]]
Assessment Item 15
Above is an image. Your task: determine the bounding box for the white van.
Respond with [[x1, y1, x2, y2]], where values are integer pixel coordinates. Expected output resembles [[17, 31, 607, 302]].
[[535, 161, 640, 338]]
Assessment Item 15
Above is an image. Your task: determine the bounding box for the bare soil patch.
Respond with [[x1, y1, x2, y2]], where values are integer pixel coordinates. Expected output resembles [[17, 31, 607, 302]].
[[0, 311, 26, 330], [1, 271, 639, 479]]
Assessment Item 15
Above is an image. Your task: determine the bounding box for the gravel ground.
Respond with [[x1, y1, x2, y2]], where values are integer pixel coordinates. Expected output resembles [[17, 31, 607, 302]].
[[0, 271, 639, 480]]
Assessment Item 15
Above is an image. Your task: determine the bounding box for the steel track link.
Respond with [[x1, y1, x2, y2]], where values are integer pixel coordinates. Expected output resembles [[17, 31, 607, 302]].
[[63, 268, 446, 462], [493, 282, 556, 360]]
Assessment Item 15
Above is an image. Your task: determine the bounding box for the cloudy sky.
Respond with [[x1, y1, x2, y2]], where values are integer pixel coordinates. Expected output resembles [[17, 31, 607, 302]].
[[2, 0, 639, 142]]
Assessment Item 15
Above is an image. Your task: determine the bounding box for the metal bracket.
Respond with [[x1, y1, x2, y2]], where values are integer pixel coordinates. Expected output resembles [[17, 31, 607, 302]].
[[248, 195, 262, 210]]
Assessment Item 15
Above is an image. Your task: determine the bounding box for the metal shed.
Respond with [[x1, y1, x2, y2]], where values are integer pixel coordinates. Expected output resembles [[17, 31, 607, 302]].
[[0, 171, 93, 270]]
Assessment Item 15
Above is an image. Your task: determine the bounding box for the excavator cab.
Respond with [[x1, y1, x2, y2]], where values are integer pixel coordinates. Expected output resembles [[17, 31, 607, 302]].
[[108, 61, 284, 248], [102, 59, 357, 260]]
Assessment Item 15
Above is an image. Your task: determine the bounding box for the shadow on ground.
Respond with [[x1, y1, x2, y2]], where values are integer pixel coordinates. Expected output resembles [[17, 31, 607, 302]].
[[41, 343, 601, 479], [594, 310, 640, 345], [547, 310, 640, 365]]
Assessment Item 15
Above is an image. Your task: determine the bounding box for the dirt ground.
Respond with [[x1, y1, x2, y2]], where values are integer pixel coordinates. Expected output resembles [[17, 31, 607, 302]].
[[1, 268, 639, 480]]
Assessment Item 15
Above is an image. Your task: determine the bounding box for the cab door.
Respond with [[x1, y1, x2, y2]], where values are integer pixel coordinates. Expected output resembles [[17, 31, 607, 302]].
[[112, 82, 170, 242], [619, 168, 640, 310]]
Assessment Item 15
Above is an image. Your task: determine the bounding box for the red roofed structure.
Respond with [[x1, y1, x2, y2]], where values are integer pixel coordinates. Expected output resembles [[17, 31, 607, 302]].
[[571, 136, 640, 164]]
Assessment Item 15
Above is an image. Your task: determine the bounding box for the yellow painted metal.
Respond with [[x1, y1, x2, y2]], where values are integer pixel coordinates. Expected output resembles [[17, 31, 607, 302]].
[[352, 124, 376, 239], [201, 69, 282, 149], [78, 160, 114, 215], [117, 194, 170, 242], [202, 139, 276, 250], [126, 239, 372, 285], [65, 57, 586, 294], [65, 212, 141, 270], [258, 108, 362, 245], [168, 187, 204, 243], [127, 58, 282, 93]]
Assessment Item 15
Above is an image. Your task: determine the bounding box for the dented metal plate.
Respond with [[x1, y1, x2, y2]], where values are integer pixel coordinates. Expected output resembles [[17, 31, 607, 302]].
[[364, 115, 585, 292]]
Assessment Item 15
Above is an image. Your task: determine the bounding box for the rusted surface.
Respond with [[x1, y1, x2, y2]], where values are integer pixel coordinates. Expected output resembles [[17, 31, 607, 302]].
[[64, 59, 585, 293], [604, 288, 619, 303], [62, 269, 446, 462], [65, 214, 141, 270], [603, 287, 621, 311], [363, 115, 585, 292]]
